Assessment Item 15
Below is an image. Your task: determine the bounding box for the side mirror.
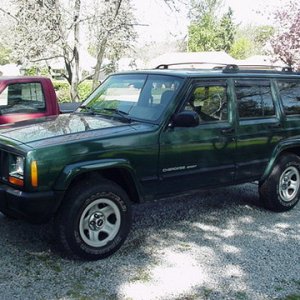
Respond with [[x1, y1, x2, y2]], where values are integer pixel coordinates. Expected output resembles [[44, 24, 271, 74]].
[[172, 111, 199, 127]]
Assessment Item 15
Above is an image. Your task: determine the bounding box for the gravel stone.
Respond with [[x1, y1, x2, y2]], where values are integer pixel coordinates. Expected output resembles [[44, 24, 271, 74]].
[[0, 183, 299, 299]]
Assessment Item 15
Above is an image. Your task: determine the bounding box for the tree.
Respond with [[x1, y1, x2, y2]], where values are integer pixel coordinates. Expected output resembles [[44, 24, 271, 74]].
[[255, 25, 274, 49], [269, 0, 300, 69], [0, 3, 14, 65], [0, 0, 186, 99], [218, 7, 235, 52], [229, 25, 274, 60], [0, 0, 137, 101], [230, 37, 254, 59], [87, 0, 137, 89], [0, 44, 12, 65], [187, 0, 236, 52]]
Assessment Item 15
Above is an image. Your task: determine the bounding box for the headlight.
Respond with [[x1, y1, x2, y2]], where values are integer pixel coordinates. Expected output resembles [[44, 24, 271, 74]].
[[8, 155, 24, 186]]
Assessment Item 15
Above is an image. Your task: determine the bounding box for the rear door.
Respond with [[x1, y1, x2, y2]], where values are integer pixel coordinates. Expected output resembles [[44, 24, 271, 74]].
[[234, 78, 284, 181], [276, 78, 300, 136]]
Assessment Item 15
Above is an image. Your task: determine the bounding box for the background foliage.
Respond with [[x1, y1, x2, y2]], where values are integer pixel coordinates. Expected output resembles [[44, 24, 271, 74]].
[[0, 0, 300, 101], [53, 80, 93, 102], [187, 0, 236, 52]]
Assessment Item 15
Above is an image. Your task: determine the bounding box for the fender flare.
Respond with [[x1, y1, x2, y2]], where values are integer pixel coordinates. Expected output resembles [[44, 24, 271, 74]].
[[261, 139, 300, 182], [53, 158, 141, 194]]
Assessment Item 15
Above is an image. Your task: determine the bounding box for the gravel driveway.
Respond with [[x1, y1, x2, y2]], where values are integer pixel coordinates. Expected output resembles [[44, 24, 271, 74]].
[[0, 183, 299, 300]]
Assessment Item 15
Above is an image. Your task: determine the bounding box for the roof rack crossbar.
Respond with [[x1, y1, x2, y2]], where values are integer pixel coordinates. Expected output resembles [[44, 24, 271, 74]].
[[281, 66, 293, 72], [222, 64, 239, 73]]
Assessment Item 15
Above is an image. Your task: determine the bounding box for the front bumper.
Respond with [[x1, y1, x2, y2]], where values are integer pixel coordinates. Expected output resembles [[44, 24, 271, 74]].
[[0, 184, 64, 222]]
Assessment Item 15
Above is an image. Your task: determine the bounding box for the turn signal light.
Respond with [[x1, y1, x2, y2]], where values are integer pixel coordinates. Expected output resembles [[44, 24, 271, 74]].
[[31, 161, 38, 187], [8, 176, 24, 187]]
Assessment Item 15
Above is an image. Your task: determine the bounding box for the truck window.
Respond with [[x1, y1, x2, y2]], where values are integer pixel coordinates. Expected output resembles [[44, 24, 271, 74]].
[[235, 80, 275, 118], [184, 82, 228, 122], [277, 80, 300, 116], [0, 82, 46, 114], [81, 74, 183, 122]]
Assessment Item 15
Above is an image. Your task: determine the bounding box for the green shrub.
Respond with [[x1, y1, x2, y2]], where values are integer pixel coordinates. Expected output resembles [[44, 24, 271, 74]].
[[78, 81, 93, 101], [52, 81, 70, 103], [53, 80, 93, 103]]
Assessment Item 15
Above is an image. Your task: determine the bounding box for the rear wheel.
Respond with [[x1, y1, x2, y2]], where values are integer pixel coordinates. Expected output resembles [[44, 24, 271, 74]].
[[259, 153, 300, 212], [55, 178, 132, 260]]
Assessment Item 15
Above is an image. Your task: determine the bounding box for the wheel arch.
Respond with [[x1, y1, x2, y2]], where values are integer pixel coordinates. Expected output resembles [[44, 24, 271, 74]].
[[54, 159, 142, 204], [261, 142, 300, 182]]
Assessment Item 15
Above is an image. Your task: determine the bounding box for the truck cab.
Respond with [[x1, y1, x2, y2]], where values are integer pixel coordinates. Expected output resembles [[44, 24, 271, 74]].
[[0, 76, 60, 124]]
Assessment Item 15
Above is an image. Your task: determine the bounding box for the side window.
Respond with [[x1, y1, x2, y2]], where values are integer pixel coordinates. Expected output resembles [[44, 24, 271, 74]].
[[277, 80, 300, 116], [235, 80, 275, 118], [0, 82, 46, 114], [184, 83, 228, 122]]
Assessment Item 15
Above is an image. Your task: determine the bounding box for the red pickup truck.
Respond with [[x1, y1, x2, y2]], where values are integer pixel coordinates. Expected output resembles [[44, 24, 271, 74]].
[[0, 76, 78, 124]]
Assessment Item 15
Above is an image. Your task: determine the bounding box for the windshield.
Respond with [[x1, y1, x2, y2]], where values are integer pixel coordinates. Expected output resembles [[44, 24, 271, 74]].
[[79, 74, 184, 122]]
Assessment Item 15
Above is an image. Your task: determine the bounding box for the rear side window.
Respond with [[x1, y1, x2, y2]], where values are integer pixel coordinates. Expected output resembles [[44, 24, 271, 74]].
[[277, 80, 300, 116], [0, 82, 46, 114], [235, 80, 275, 118]]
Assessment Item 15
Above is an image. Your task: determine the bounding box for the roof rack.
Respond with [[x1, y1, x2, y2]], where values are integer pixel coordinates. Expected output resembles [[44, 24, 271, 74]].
[[154, 62, 299, 74], [222, 64, 297, 74], [155, 62, 228, 69]]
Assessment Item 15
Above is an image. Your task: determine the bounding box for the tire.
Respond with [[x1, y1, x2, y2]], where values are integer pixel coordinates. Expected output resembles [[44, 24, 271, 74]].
[[259, 153, 300, 212], [55, 178, 132, 260], [0, 208, 19, 220]]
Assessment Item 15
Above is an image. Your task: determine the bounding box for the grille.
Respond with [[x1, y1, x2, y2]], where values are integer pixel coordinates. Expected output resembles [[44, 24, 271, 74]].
[[0, 150, 9, 182]]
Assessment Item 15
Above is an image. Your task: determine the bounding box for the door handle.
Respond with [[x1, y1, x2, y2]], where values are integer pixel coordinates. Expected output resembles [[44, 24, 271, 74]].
[[268, 123, 281, 129], [221, 127, 234, 134]]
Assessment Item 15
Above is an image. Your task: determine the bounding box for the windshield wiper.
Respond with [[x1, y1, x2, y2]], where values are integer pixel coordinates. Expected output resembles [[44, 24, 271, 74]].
[[78, 105, 97, 114], [78, 106, 132, 123], [101, 108, 132, 123]]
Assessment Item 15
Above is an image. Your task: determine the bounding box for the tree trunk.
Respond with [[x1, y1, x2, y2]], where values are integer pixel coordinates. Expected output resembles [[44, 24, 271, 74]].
[[92, 0, 123, 90], [92, 37, 107, 90], [71, 0, 81, 102]]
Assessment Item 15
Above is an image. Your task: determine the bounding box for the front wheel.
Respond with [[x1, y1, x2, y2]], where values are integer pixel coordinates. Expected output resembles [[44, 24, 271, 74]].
[[55, 178, 132, 260], [259, 153, 300, 212]]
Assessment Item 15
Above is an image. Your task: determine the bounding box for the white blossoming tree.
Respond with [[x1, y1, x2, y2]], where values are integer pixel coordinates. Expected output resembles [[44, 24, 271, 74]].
[[270, 0, 300, 70], [0, 0, 137, 101]]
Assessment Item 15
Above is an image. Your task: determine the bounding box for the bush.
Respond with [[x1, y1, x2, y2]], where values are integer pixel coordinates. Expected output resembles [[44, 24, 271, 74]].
[[78, 81, 93, 101], [52, 80, 69, 102], [53, 80, 93, 103]]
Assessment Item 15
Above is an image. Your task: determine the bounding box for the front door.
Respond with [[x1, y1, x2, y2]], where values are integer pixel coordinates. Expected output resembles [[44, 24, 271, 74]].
[[159, 79, 236, 195]]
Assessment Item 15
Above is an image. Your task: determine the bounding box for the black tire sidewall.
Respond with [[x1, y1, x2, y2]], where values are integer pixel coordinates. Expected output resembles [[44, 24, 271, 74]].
[[275, 157, 300, 209], [57, 180, 132, 260], [260, 154, 300, 211]]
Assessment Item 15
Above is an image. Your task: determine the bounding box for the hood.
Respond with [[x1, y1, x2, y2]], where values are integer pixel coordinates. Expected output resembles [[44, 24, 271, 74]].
[[0, 113, 146, 147]]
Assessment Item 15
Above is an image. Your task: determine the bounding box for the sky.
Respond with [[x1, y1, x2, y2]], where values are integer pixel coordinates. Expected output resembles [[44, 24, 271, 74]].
[[132, 0, 284, 45]]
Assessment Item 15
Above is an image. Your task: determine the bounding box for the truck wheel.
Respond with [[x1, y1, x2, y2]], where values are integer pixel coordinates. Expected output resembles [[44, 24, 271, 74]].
[[55, 178, 132, 260], [259, 153, 300, 212], [0, 208, 19, 220]]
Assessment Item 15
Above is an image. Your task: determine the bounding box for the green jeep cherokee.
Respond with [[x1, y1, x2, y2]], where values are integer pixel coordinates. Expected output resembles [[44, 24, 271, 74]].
[[0, 64, 300, 260]]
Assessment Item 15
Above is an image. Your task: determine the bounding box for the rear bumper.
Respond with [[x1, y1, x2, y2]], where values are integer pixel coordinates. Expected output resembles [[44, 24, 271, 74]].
[[0, 184, 63, 222]]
